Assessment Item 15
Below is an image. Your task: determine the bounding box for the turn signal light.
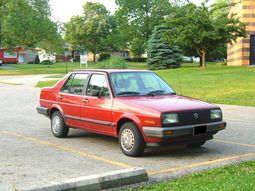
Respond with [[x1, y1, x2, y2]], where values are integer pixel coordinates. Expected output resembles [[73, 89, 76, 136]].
[[220, 123, 226, 128], [164, 130, 173, 136], [144, 120, 156, 125]]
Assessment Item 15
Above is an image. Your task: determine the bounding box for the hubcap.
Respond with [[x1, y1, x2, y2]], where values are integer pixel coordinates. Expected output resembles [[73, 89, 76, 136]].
[[52, 115, 61, 134], [121, 129, 135, 152]]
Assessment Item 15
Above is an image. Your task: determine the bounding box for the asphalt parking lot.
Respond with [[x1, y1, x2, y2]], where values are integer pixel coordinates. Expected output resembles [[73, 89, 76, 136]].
[[1, 76, 255, 190]]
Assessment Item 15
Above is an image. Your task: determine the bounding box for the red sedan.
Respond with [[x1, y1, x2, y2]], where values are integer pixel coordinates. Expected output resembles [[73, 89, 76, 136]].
[[37, 70, 226, 157]]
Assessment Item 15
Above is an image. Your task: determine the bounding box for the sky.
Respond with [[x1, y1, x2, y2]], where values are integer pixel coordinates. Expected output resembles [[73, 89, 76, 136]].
[[50, 0, 214, 23], [50, 0, 116, 22]]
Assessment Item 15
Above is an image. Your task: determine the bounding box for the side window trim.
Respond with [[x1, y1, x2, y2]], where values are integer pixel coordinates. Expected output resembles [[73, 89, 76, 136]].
[[81, 73, 91, 96]]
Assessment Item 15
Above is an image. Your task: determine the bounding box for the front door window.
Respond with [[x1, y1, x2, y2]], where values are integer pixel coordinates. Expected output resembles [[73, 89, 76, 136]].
[[86, 74, 110, 98]]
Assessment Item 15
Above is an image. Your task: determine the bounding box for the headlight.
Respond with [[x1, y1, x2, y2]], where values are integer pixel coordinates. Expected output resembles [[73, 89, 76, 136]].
[[211, 109, 222, 119], [162, 113, 179, 124]]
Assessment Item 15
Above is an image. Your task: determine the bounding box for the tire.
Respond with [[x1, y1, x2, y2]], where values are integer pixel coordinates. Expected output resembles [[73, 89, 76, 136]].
[[118, 122, 145, 157], [51, 111, 69, 138], [189, 141, 206, 147]]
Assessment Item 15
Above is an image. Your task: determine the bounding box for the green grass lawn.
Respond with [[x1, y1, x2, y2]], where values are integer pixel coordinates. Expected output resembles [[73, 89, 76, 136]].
[[36, 80, 60, 88], [156, 62, 255, 106], [0, 61, 147, 75], [0, 62, 99, 75], [135, 161, 255, 191], [2, 61, 255, 106]]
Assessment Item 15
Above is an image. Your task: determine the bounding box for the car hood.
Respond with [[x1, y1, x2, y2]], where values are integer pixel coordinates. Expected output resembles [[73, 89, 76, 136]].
[[114, 95, 218, 115]]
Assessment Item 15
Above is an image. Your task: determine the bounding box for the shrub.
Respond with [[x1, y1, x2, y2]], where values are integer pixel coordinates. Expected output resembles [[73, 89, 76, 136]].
[[125, 57, 147, 62], [40, 60, 53, 65], [99, 52, 111, 61], [100, 57, 128, 69], [34, 55, 40, 64]]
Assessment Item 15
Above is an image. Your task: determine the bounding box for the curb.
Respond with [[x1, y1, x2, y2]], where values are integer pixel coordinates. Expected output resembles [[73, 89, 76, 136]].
[[24, 168, 148, 191], [0, 81, 22, 85]]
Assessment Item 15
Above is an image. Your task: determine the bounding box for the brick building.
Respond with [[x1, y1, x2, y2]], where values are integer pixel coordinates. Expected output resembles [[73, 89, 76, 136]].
[[227, 0, 255, 66]]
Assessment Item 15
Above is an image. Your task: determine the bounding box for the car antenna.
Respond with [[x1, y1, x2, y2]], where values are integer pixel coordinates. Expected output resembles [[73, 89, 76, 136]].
[[177, 71, 182, 96]]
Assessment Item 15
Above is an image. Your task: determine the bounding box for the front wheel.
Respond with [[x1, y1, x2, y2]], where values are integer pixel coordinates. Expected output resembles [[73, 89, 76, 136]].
[[119, 122, 145, 157], [51, 111, 69, 138]]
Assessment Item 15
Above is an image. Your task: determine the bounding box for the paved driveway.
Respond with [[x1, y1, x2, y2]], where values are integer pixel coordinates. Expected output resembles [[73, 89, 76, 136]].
[[0, 76, 255, 190]]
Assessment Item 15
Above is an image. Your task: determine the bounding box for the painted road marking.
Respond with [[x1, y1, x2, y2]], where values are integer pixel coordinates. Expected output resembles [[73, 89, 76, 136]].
[[148, 152, 255, 175], [214, 139, 255, 148], [1, 130, 132, 169], [3, 130, 255, 176]]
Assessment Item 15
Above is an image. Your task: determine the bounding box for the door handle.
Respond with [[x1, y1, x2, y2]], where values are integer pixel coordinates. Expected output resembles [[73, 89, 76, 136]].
[[82, 98, 89, 103], [58, 95, 64, 99]]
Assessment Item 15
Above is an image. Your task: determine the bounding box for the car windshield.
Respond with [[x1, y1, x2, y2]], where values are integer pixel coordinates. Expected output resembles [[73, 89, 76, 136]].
[[110, 72, 175, 96]]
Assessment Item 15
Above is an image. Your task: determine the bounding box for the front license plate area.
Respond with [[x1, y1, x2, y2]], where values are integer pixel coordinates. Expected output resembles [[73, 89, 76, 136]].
[[193, 126, 207, 135]]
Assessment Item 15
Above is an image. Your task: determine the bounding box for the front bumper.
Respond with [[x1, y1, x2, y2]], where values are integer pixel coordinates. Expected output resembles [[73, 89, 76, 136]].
[[36, 106, 49, 117], [143, 121, 226, 139]]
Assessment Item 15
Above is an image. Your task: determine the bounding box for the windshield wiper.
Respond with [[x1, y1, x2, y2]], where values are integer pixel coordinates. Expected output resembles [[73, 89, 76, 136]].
[[117, 91, 141, 96], [147, 90, 166, 96]]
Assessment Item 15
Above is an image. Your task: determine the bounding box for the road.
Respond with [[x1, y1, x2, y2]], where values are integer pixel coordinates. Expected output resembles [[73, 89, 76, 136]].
[[0, 75, 255, 190]]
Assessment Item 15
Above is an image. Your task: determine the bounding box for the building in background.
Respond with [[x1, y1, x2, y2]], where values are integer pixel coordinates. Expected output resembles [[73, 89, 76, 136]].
[[0, 47, 38, 64], [227, 0, 255, 66], [111, 49, 130, 59], [0, 47, 25, 64]]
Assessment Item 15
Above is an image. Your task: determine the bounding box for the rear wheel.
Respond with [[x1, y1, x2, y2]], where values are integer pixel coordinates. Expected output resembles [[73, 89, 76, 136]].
[[119, 122, 145, 157], [51, 111, 69, 138]]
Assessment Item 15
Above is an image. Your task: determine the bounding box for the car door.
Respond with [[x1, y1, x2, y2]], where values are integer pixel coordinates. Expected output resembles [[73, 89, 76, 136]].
[[57, 73, 89, 128], [80, 73, 114, 135]]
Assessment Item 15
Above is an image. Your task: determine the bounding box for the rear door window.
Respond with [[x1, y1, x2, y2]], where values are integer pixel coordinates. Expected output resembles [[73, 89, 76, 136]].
[[61, 73, 88, 95]]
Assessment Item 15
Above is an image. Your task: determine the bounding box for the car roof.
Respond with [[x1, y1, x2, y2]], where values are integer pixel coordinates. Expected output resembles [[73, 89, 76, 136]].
[[73, 69, 152, 74]]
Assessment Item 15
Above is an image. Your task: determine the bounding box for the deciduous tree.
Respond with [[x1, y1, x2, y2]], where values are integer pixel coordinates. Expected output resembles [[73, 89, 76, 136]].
[[0, 0, 63, 52], [164, 2, 246, 68], [115, 0, 172, 57], [65, 2, 113, 62]]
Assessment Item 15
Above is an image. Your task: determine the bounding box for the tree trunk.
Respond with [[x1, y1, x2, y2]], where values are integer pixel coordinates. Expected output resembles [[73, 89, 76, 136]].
[[201, 50, 206, 68], [93, 53, 96, 63], [199, 56, 202, 67], [196, 48, 207, 68]]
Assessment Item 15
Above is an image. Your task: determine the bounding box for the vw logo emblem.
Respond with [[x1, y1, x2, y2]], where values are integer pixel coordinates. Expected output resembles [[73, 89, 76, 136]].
[[193, 113, 199, 119]]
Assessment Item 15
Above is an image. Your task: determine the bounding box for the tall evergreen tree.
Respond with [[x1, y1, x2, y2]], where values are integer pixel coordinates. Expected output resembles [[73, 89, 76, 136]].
[[147, 26, 182, 70]]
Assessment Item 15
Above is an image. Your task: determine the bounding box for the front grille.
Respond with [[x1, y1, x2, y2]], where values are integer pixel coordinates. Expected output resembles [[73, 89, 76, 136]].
[[179, 110, 210, 125], [164, 109, 220, 127]]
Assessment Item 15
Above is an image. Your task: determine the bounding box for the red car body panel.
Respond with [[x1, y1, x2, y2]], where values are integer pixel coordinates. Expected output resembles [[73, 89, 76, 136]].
[[38, 70, 226, 144], [110, 95, 218, 142], [80, 95, 114, 135]]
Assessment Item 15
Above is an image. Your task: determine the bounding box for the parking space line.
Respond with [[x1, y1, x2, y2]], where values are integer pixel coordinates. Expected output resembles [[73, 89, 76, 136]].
[[148, 152, 255, 175], [214, 139, 255, 148], [1, 130, 132, 168]]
